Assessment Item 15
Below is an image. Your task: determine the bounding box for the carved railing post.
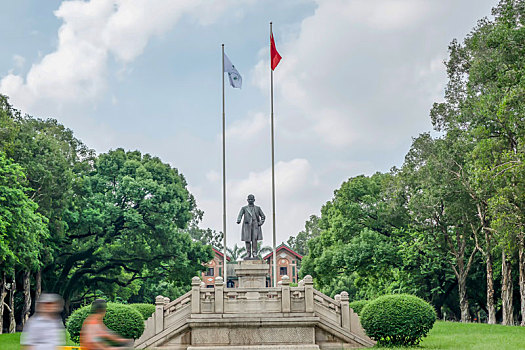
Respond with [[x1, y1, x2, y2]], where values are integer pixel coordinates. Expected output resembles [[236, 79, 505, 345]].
[[304, 275, 314, 313], [340, 291, 350, 330], [281, 275, 291, 313], [191, 276, 201, 314], [155, 295, 165, 333], [215, 276, 224, 313]]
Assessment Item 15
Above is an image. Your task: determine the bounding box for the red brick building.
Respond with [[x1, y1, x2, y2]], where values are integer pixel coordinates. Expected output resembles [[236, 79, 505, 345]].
[[263, 244, 303, 286], [202, 248, 230, 287]]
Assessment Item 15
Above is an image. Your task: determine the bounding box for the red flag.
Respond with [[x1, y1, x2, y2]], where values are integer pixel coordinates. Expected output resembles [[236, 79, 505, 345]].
[[270, 32, 281, 71]]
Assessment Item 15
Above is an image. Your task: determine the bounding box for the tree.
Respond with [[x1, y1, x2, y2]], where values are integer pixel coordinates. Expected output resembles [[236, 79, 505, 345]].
[[226, 244, 245, 262], [300, 172, 409, 298], [430, 0, 525, 324], [0, 152, 47, 333], [402, 132, 479, 322], [240, 242, 272, 260], [187, 209, 224, 250], [0, 95, 92, 328], [46, 148, 212, 312], [287, 215, 321, 256]]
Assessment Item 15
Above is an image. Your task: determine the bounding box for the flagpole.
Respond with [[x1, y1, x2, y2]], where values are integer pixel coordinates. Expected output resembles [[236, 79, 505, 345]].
[[270, 22, 277, 288], [222, 44, 227, 282]]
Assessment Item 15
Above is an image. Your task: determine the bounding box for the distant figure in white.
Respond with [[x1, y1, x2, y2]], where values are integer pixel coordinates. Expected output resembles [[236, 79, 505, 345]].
[[21, 293, 65, 350]]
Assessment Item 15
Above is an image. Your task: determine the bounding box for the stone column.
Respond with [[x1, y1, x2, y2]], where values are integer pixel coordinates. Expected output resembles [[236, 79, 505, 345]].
[[215, 276, 224, 314], [155, 295, 165, 333], [304, 275, 314, 313], [340, 291, 350, 330], [281, 275, 291, 313], [191, 276, 201, 314]]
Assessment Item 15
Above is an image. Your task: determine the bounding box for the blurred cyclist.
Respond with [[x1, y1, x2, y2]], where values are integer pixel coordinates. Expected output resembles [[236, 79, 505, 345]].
[[80, 299, 132, 350], [21, 293, 65, 350]]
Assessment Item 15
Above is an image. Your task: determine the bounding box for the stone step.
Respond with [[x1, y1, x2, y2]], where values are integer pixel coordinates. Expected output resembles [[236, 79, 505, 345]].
[[187, 346, 320, 350]]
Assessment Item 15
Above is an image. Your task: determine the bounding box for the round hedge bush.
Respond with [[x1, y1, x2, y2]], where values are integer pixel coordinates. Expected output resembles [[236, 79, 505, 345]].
[[66, 302, 145, 343], [130, 303, 156, 320], [360, 294, 436, 346], [349, 300, 369, 315]]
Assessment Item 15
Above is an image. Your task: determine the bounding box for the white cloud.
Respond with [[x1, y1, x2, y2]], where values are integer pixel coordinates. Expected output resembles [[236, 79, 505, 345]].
[[12, 55, 25, 68], [226, 112, 268, 141], [0, 0, 250, 113], [206, 170, 220, 183], [198, 158, 321, 247], [251, 0, 472, 150]]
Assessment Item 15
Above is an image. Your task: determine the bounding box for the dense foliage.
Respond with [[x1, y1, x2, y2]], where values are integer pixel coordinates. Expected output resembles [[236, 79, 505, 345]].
[[360, 294, 436, 346], [0, 94, 212, 331], [130, 303, 156, 320], [348, 300, 369, 315], [66, 303, 144, 343], [295, 0, 525, 325], [3, 0, 525, 333]]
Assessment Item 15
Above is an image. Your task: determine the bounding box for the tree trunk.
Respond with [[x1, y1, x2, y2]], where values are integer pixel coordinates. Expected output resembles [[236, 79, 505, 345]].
[[32, 269, 42, 315], [518, 233, 525, 327], [64, 297, 71, 323], [502, 250, 514, 325], [486, 250, 497, 324], [21, 270, 31, 330], [458, 273, 470, 322], [7, 271, 16, 333], [0, 271, 6, 334]]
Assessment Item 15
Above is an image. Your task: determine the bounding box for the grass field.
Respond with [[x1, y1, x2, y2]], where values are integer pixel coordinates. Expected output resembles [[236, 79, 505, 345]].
[[0, 331, 77, 350], [0, 333, 20, 350], [375, 321, 525, 349], [1, 321, 525, 349]]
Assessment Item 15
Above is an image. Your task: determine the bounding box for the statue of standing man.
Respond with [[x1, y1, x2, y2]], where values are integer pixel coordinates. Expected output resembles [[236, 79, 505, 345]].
[[237, 194, 265, 259]]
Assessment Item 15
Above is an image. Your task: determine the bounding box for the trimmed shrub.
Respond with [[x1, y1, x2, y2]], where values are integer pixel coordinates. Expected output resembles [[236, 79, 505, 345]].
[[349, 299, 369, 315], [131, 303, 156, 320], [66, 302, 145, 343], [360, 294, 436, 346]]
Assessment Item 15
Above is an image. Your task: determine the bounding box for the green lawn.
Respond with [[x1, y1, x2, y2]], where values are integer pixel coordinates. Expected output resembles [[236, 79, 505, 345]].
[[375, 321, 525, 349], [0, 331, 77, 350], [0, 333, 20, 350], [2, 321, 525, 349]]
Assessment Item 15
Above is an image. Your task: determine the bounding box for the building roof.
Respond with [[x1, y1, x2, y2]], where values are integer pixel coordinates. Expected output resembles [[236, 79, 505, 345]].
[[262, 243, 303, 260], [212, 247, 231, 261]]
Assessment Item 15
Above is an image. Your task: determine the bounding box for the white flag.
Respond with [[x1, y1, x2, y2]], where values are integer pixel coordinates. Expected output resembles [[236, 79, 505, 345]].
[[223, 53, 242, 89]]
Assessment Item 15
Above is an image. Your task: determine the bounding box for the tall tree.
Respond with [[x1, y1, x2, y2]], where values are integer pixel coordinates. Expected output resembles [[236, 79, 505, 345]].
[[287, 215, 321, 256], [0, 95, 91, 327], [46, 148, 212, 312], [402, 132, 479, 322], [431, 0, 525, 324], [301, 172, 409, 298], [0, 152, 47, 332]]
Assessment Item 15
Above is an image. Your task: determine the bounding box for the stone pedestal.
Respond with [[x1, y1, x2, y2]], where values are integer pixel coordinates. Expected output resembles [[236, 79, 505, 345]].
[[234, 260, 269, 288]]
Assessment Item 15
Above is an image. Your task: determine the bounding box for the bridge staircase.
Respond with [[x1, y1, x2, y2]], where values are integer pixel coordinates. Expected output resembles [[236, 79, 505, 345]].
[[134, 275, 374, 349]]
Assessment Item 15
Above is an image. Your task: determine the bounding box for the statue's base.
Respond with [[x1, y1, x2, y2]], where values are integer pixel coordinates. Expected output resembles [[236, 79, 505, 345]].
[[234, 260, 269, 288]]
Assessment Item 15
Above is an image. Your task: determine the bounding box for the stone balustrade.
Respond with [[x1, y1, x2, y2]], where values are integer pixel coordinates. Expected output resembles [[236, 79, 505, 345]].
[[135, 274, 373, 349]]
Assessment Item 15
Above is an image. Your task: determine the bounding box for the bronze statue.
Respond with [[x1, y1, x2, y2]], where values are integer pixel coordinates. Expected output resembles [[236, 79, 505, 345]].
[[236, 194, 265, 259]]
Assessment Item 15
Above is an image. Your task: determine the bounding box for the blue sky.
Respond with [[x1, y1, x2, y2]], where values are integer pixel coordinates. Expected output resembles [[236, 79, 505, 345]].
[[1, 0, 498, 248]]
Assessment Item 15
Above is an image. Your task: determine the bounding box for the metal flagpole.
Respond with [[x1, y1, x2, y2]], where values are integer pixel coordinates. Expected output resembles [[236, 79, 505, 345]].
[[222, 44, 227, 282], [270, 22, 277, 288]]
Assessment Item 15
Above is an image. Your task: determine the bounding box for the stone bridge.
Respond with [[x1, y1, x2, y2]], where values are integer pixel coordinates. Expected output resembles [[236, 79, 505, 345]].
[[134, 275, 374, 349]]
